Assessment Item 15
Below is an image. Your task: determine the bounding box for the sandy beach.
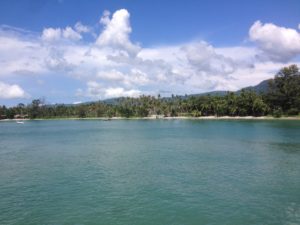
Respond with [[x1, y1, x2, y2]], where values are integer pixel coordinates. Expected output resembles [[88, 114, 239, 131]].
[[1, 116, 300, 122]]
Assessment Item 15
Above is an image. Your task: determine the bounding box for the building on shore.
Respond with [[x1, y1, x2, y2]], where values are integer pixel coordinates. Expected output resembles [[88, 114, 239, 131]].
[[14, 114, 29, 119]]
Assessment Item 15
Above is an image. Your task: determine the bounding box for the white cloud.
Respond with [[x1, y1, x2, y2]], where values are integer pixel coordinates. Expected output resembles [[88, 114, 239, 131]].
[[181, 41, 236, 75], [74, 22, 91, 33], [96, 69, 125, 81], [216, 46, 257, 64], [0, 35, 47, 76], [95, 66, 150, 87], [99, 10, 111, 25], [42, 26, 81, 42], [44, 47, 73, 71], [62, 26, 82, 41], [104, 87, 141, 98], [249, 21, 300, 62], [41, 28, 61, 42], [96, 9, 140, 57], [83, 81, 141, 99], [223, 61, 289, 90], [0, 82, 28, 99], [138, 42, 239, 93], [129, 68, 150, 86], [1, 10, 299, 103], [85, 81, 102, 98]]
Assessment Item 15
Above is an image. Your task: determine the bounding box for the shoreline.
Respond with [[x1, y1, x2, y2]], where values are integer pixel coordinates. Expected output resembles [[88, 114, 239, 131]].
[[1, 116, 300, 122]]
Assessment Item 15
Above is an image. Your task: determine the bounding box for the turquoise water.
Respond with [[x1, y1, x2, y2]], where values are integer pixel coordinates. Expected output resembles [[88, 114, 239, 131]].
[[0, 120, 300, 225]]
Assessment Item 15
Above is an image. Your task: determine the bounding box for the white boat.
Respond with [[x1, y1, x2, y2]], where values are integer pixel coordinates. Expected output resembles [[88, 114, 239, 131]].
[[16, 121, 24, 124]]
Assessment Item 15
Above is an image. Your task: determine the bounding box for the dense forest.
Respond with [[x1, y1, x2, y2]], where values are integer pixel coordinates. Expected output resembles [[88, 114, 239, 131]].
[[1, 65, 300, 119]]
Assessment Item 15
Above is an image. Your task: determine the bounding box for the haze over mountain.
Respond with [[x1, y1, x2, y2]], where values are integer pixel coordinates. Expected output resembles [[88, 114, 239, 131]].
[[100, 78, 271, 105]]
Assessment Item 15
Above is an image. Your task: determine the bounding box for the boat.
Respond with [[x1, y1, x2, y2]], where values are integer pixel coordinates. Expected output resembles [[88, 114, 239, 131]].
[[16, 121, 24, 124]]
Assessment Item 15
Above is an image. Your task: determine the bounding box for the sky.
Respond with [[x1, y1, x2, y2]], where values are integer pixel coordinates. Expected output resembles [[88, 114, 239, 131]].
[[0, 0, 300, 106]]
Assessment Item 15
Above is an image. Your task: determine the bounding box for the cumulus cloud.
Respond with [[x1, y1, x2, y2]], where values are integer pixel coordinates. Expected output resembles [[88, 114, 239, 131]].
[[104, 87, 141, 98], [44, 47, 73, 71], [74, 22, 91, 33], [138, 42, 239, 92], [83, 81, 141, 99], [249, 21, 300, 62], [215, 47, 257, 65], [41, 28, 62, 42], [181, 41, 236, 75], [99, 10, 111, 25], [1, 9, 299, 103], [85, 81, 102, 98], [96, 69, 125, 81], [42, 26, 81, 42], [0, 82, 28, 99], [96, 9, 141, 57], [62, 26, 82, 41], [0, 34, 47, 76]]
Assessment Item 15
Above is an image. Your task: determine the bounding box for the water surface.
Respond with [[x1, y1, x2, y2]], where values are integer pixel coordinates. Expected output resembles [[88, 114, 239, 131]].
[[0, 120, 300, 225]]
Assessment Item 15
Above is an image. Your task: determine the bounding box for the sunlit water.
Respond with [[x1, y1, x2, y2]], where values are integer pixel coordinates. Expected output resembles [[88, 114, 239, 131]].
[[0, 119, 300, 225]]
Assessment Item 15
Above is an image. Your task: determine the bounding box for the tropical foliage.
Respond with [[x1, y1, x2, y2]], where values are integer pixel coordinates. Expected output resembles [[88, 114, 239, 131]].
[[1, 65, 299, 119]]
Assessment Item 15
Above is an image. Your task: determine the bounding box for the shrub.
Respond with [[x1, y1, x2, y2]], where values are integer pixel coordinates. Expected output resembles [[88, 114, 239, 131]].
[[286, 108, 299, 116], [273, 108, 283, 118]]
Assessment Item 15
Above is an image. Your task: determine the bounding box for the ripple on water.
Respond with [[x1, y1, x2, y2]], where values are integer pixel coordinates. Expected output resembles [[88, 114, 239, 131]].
[[0, 120, 300, 225]]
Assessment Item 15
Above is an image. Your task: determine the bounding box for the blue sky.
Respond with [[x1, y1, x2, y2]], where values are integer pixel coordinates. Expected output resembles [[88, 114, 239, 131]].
[[0, 0, 300, 106]]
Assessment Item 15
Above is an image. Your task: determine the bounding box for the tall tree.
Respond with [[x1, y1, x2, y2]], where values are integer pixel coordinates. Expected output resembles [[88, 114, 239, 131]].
[[267, 64, 300, 114]]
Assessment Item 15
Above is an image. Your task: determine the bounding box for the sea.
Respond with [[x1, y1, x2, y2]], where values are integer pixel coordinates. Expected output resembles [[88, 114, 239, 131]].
[[0, 119, 300, 225]]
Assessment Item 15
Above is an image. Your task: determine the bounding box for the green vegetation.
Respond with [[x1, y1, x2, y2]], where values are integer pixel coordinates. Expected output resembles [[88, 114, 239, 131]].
[[1, 65, 300, 119]]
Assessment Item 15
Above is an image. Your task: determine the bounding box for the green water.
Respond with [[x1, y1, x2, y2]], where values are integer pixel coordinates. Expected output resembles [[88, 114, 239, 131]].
[[0, 120, 300, 225]]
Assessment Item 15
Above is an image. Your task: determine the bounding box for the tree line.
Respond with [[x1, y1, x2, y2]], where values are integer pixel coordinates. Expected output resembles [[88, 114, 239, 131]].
[[1, 65, 299, 119]]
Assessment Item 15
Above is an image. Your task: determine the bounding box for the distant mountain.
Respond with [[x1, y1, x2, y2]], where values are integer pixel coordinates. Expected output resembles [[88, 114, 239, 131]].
[[190, 79, 272, 97], [178, 79, 272, 99], [238, 79, 271, 94], [71, 79, 273, 106], [102, 97, 128, 105], [188, 90, 228, 97]]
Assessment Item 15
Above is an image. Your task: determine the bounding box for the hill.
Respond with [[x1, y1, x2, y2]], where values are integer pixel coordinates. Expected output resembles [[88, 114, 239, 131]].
[[97, 78, 272, 105], [239, 79, 271, 94]]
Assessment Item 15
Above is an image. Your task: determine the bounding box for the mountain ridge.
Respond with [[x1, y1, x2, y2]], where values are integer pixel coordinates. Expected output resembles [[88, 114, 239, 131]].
[[98, 78, 271, 105]]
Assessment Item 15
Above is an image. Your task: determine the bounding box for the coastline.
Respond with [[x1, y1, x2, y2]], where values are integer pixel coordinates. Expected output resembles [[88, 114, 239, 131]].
[[1, 116, 300, 122]]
